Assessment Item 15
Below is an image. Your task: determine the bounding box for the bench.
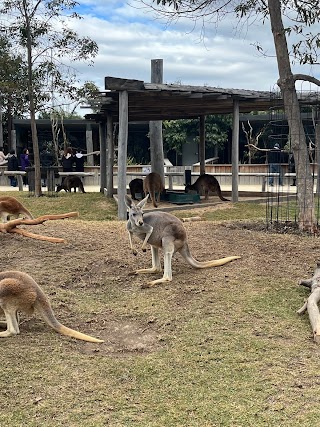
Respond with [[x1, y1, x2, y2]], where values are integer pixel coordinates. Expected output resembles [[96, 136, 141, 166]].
[[3, 171, 26, 191]]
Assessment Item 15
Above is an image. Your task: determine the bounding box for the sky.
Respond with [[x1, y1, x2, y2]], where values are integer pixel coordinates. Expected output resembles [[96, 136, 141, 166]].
[[67, 0, 320, 97]]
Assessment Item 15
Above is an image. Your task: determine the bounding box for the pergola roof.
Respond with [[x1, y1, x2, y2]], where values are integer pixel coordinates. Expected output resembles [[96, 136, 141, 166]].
[[85, 77, 320, 123]]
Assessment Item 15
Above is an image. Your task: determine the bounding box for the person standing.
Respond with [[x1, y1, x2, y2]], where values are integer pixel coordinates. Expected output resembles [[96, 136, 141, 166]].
[[267, 143, 284, 186], [0, 147, 8, 165], [7, 149, 19, 187], [20, 148, 31, 186], [74, 148, 85, 172], [60, 147, 74, 172]]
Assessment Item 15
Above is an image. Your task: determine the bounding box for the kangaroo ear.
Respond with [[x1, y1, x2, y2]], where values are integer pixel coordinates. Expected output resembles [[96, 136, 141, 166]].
[[124, 195, 133, 209], [137, 194, 149, 209]]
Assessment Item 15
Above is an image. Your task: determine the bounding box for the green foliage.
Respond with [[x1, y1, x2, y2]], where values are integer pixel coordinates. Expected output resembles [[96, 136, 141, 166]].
[[0, 0, 99, 112], [163, 114, 231, 155]]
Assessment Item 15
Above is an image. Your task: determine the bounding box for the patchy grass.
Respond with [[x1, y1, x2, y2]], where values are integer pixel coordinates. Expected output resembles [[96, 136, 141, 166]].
[[0, 190, 118, 221], [1, 196, 320, 426]]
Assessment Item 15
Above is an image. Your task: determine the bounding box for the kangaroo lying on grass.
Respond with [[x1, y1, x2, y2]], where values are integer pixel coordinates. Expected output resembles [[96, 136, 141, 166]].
[[56, 176, 85, 193], [185, 174, 229, 201], [143, 172, 165, 208], [0, 196, 33, 223], [0, 270, 103, 343], [125, 195, 241, 287]]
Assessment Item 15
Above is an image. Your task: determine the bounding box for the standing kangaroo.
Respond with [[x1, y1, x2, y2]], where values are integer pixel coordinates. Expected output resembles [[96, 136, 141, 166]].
[[125, 195, 240, 287], [143, 172, 165, 208], [129, 178, 144, 201], [185, 174, 229, 201], [0, 196, 33, 223], [0, 271, 103, 342]]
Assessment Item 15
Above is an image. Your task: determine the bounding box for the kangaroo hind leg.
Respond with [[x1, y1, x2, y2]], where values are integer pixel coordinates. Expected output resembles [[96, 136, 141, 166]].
[[148, 240, 174, 286], [0, 309, 20, 337], [136, 246, 162, 275]]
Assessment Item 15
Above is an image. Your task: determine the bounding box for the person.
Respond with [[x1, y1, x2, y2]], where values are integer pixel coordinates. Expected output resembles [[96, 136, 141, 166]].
[[7, 149, 19, 187], [40, 148, 55, 187], [20, 148, 31, 186], [247, 142, 286, 187], [289, 152, 296, 186], [60, 147, 74, 173], [74, 148, 85, 172], [267, 143, 284, 186], [0, 147, 8, 166]]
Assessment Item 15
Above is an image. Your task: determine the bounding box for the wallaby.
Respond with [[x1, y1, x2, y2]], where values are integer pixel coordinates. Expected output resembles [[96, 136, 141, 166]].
[[56, 176, 85, 193], [0, 270, 103, 343], [143, 172, 165, 208], [125, 195, 241, 287], [185, 174, 229, 201], [129, 178, 144, 201], [0, 196, 33, 223]]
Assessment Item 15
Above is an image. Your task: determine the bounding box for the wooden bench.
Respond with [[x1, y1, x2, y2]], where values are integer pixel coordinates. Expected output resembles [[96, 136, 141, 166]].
[[3, 171, 26, 191]]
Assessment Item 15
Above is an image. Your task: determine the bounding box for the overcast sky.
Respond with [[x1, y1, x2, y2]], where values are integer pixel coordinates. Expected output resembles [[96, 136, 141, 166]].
[[69, 0, 320, 95]]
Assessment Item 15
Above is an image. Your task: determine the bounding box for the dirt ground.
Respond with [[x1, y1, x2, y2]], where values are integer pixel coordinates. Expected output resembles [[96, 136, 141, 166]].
[[1, 207, 319, 354]]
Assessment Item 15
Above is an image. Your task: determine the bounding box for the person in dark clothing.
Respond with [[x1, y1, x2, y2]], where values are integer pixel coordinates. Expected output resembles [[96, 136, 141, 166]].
[[267, 143, 284, 186], [20, 148, 31, 185], [289, 152, 296, 186], [74, 148, 85, 172], [60, 147, 74, 172], [7, 149, 19, 187], [40, 148, 55, 187]]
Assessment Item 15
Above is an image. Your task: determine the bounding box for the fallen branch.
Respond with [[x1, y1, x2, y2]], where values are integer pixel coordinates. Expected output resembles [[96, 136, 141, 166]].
[[0, 212, 78, 243], [298, 263, 320, 343]]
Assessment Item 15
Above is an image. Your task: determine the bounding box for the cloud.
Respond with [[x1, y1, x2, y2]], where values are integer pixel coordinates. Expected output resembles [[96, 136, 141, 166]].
[[69, 1, 320, 95]]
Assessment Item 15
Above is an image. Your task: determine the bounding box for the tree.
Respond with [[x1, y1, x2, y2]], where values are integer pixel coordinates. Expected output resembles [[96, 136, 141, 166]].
[[0, 1, 98, 197], [146, 0, 320, 232], [163, 114, 231, 163], [0, 35, 29, 149]]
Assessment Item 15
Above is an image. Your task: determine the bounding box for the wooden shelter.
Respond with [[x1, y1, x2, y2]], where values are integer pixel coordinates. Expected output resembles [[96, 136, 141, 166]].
[[85, 70, 320, 219]]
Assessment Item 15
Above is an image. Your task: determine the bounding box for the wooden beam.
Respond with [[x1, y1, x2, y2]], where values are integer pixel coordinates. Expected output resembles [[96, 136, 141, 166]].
[[232, 99, 240, 202], [105, 77, 144, 91]]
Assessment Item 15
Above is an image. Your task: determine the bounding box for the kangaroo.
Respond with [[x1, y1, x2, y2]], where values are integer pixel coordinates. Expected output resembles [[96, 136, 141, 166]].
[[143, 172, 165, 208], [0, 196, 33, 223], [185, 174, 229, 201], [0, 270, 103, 343], [129, 178, 144, 201], [125, 195, 241, 287], [56, 176, 85, 193]]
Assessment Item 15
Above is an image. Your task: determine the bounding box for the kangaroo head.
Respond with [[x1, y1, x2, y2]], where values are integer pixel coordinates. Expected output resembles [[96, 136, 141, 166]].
[[125, 195, 149, 227]]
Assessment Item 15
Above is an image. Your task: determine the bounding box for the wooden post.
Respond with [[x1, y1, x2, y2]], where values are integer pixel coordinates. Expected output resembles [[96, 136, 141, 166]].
[[86, 124, 94, 166], [117, 91, 128, 220], [99, 120, 107, 192], [232, 99, 239, 202], [106, 114, 114, 198], [149, 59, 165, 184], [199, 115, 206, 175]]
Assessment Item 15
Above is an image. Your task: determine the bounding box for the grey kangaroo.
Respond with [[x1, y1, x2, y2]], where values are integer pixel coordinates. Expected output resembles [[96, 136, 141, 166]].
[[125, 195, 241, 287], [0, 270, 103, 343], [143, 172, 165, 208], [185, 174, 229, 201]]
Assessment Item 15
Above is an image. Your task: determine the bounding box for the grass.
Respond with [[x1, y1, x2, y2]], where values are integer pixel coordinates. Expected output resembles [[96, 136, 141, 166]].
[[1, 193, 320, 426], [0, 190, 118, 221]]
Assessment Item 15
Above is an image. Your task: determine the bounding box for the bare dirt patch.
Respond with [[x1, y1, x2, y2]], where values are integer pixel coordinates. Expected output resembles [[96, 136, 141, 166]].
[[1, 217, 318, 357]]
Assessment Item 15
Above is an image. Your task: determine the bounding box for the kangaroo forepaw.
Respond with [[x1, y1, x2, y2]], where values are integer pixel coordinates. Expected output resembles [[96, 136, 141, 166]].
[[142, 248, 147, 252], [132, 249, 138, 256]]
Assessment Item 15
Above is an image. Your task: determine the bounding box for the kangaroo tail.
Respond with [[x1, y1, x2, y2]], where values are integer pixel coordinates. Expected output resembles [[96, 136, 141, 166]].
[[35, 294, 103, 343], [216, 185, 229, 202], [180, 244, 240, 268], [22, 208, 34, 219]]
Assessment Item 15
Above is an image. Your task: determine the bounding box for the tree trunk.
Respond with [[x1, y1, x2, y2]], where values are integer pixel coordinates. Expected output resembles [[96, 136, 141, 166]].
[[25, 4, 42, 197], [268, 0, 316, 231]]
